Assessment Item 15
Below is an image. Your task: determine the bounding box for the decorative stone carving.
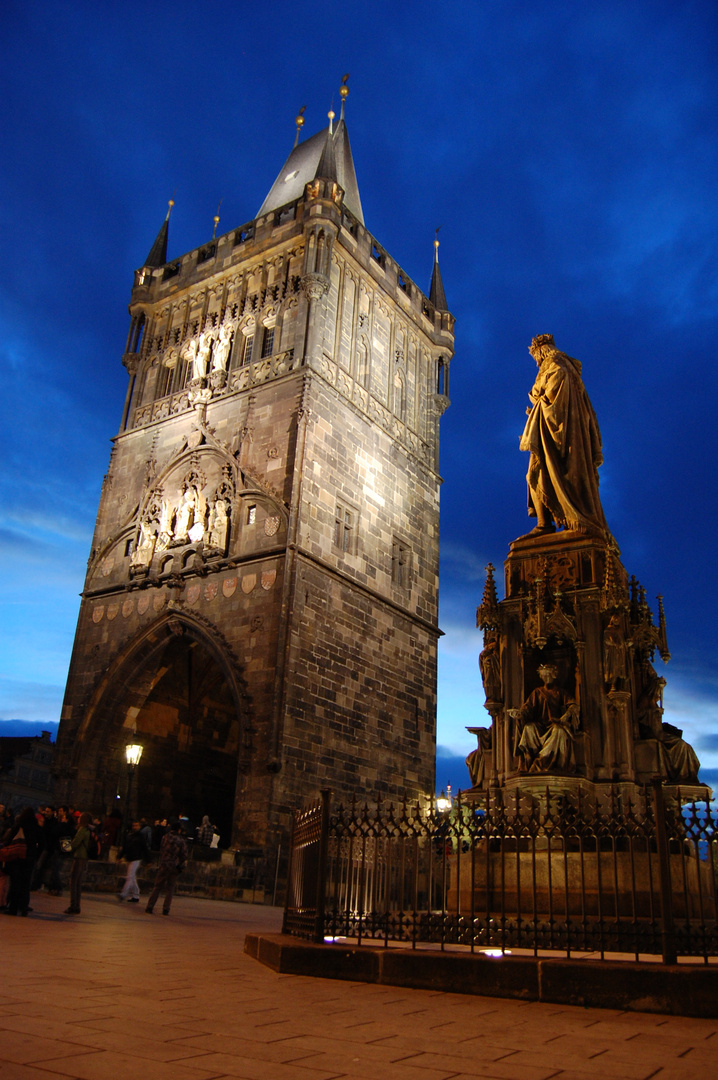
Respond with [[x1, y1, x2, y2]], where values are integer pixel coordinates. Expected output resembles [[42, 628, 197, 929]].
[[465, 726, 492, 788], [205, 491, 230, 555], [603, 613, 628, 690], [479, 629, 501, 705], [222, 575, 237, 597], [212, 320, 234, 373], [172, 475, 207, 546], [301, 272, 329, 302]]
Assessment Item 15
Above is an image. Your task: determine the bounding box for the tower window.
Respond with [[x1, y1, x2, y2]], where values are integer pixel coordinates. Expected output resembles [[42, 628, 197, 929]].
[[437, 356, 449, 396], [261, 327, 275, 358], [392, 539, 410, 588], [334, 501, 357, 555], [156, 363, 172, 399], [241, 334, 254, 366], [247, 505, 256, 525]]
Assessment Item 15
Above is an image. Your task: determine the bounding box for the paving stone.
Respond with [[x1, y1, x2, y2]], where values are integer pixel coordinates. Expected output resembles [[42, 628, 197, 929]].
[[0, 893, 716, 1080]]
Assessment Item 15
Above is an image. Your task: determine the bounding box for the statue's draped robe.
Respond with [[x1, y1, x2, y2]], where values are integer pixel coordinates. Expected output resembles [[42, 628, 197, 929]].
[[515, 684, 579, 773], [520, 350, 608, 534]]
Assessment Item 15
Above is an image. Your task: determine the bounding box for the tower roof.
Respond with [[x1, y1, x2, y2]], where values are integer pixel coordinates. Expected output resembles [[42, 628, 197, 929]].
[[429, 236, 448, 311], [257, 117, 364, 224], [142, 200, 173, 268]]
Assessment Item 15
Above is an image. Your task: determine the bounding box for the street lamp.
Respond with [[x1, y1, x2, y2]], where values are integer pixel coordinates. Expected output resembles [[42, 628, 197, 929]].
[[122, 743, 143, 842]]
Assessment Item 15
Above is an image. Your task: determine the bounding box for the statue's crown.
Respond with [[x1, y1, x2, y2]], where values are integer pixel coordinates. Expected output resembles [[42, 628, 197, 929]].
[[530, 333, 555, 354]]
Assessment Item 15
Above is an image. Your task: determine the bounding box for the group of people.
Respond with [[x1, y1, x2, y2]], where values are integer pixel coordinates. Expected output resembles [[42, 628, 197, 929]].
[[0, 802, 198, 917]]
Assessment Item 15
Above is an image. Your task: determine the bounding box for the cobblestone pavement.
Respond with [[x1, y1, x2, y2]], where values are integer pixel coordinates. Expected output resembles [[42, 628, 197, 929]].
[[0, 893, 715, 1079]]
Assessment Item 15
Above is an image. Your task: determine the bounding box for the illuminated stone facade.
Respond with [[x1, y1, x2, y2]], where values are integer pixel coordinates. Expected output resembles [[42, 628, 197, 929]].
[[54, 112, 454, 849]]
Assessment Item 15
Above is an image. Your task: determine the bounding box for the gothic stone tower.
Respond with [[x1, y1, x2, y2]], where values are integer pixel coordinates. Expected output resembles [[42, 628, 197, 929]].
[[54, 95, 455, 850]]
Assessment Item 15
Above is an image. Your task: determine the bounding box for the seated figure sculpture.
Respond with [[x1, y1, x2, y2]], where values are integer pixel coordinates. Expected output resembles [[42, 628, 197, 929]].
[[520, 334, 609, 537], [465, 726, 492, 788], [509, 662, 580, 774]]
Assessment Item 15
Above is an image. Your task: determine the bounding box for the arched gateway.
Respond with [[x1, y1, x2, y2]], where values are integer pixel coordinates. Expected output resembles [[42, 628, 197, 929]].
[[68, 613, 247, 844]]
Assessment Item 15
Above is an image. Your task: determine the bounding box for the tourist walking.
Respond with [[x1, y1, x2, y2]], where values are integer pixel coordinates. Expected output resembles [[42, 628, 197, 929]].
[[118, 821, 150, 902], [145, 820, 188, 916], [65, 812, 92, 915]]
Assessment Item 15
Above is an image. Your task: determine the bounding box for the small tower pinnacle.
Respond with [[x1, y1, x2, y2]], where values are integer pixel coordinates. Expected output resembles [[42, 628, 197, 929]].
[[142, 197, 174, 269], [293, 105, 306, 149], [211, 199, 222, 240], [429, 227, 448, 311], [339, 73, 350, 120], [315, 118, 338, 184]]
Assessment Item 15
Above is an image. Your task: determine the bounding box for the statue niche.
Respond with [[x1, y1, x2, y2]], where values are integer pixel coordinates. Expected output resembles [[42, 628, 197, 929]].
[[130, 459, 235, 575]]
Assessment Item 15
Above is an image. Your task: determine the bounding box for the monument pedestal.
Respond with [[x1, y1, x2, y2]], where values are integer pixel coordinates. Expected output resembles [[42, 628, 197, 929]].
[[469, 530, 708, 798]]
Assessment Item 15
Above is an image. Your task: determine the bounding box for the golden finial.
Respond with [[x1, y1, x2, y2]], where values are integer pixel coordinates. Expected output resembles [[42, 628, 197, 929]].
[[166, 191, 176, 219], [294, 105, 306, 148], [434, 225, 442, 260], [212, 198, 223, 240], [340, 73, 350, 119], [328, 105, 335, 135]]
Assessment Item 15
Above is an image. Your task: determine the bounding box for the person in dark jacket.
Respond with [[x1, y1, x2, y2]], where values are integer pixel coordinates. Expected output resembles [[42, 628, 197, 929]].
[[3, 806, 43, 916], [45, 807, 75, 896], [65, 812, 92, 915], [117, 821, 150, 902], [145, 820, 188, 916]]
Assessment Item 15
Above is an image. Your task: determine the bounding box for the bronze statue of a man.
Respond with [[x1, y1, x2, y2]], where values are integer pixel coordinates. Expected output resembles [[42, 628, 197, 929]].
[[520, 334, 609, 537]]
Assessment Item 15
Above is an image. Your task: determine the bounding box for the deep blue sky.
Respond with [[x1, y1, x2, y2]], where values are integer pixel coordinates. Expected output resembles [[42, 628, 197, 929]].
[[1, 1, 716, 794]]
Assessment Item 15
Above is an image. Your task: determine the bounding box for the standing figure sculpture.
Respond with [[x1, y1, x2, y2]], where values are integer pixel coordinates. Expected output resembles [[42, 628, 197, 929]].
[[520, 334, 609, 537], [212, 321, 234, 372], [509, 662, 580, 774], [479, 629, 501, 704]]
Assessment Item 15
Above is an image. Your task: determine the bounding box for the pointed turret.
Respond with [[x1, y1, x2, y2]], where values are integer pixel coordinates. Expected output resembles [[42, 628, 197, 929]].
[[142, 199, 174, 268], [477, 564, 501, 630], [429, 231, 448, 311], [257, 77, 364, 223], [315, 116, 338, 183]]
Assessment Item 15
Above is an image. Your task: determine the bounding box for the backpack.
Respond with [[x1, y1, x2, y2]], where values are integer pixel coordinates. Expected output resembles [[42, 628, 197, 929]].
[[86, 827, 101, 860]]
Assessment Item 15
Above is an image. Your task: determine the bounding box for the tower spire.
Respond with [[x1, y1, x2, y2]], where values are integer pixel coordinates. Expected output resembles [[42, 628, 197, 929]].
[[142, 197, 174, 269], [315, 114, 338, 183], [429, 227, 448, 311]]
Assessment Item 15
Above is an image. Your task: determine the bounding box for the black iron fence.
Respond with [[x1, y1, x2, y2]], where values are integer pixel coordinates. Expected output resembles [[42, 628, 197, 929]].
[[283, 781, 718, 963]]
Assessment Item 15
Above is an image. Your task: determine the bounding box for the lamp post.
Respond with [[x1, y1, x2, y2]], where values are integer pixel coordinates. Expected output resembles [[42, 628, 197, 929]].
[[122, 743, 143, 843]]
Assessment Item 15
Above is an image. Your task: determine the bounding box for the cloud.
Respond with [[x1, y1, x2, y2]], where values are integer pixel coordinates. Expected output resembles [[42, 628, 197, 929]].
[[0, 677, 66, 724], [440, 542, 493, 584], [435, 747, 471, 796]]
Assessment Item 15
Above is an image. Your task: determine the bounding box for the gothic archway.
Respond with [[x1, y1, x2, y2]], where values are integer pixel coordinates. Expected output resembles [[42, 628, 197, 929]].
[[72, 612, 247, 845]]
